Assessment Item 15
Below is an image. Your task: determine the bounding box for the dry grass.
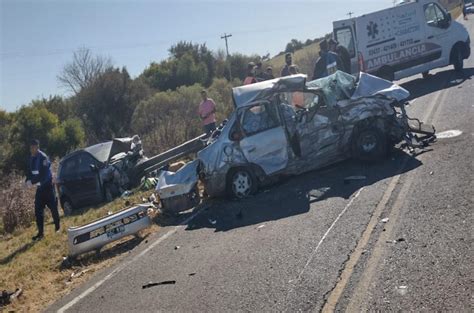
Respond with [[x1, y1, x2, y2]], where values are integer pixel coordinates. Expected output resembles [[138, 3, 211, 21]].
[[0, 189, 159, 312], [268, 42, 321, 78]]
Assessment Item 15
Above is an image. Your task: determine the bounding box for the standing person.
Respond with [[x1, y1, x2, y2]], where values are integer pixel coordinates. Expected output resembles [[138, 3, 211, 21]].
[[280, 53, 293, 77], [312, 39, 343, 80], [463, 0, 468, 20], [265, 66, 275, 80], [243, 62, 257, 85], [329, 38, 351, 74], [198, 90, 217, 136], [255, 61, 266, 82], [25, 139, 60, 241]]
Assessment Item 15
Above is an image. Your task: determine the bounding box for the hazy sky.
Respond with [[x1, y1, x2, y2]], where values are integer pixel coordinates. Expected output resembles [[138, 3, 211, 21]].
[[0, 0, 392, 111]]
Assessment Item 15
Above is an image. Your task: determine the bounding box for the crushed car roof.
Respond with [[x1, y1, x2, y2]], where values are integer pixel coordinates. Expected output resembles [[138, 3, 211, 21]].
[[232, 71, 409, 109], [232, 74, 307, 108]]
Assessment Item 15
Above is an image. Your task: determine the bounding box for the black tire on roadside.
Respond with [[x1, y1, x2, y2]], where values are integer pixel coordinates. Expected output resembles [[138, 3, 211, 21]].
[[352, 127, 388, 162], [62, 198, 74, 216], [226, 167, 258, 199]]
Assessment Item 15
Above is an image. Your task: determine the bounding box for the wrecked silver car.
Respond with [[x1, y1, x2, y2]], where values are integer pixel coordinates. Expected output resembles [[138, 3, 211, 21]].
[[196, 71, 435, 198]]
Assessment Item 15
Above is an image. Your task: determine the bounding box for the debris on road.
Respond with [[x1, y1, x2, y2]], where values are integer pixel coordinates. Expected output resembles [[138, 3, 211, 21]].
[[381, 218, 389, 223], [430, 171, 434, 175], [436, 129, 462, 139], [256, 224, 266, 230], [174, 245, 180, 250], [188, 273, 196, 276], [309, 187, 331, 200], [142, 280, 176, 289], [344, 176, 367, 184], [396, 285, 408, 295]]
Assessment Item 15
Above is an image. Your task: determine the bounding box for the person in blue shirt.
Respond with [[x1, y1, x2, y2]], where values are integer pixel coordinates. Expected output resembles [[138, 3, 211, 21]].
[[25, 139, 60, 240], [312, 39, 343, 80]]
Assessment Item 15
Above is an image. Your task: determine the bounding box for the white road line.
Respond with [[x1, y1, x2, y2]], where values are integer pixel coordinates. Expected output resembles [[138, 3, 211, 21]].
[[57, 208, 203, 313]]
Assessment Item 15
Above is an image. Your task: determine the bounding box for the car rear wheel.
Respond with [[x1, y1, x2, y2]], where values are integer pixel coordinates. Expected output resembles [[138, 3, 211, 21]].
[[227, 168, 257, 199], [62, 198, 74, 216], [352, 127, 387, 161]]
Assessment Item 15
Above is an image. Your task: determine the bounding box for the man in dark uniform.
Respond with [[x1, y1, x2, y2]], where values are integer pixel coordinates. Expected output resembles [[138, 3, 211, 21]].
[[25, 139, 60, 240]]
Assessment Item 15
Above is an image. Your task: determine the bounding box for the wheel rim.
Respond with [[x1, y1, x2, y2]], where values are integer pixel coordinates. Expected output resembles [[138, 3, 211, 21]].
[[63, 201, 73, 215], [232, 171, 252, 198], [360, 133, 377, 153]]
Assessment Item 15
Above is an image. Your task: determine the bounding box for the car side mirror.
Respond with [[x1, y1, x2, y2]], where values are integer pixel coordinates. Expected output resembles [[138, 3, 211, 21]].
[[447, 12, 452, 23], [90, 164, 98, 172]]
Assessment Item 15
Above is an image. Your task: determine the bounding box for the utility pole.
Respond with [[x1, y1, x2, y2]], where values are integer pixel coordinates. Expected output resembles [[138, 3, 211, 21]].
[[347, 11, 354, 18], [221, 33, 232, 80]]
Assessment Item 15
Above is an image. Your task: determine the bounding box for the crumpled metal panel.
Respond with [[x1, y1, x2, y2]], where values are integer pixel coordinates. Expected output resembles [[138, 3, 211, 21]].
[[233, 74, 307, 108], [156, 159, 200, 199], [351, 72, 410, 102]]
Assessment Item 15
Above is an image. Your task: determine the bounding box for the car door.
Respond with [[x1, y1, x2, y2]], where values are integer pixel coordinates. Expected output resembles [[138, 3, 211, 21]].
[[423, 2, 451, 67], [293, 91, 344, 164], [75, 152, 103, 205], [58, 155, 82, 205], [237, 101, 289, 175]]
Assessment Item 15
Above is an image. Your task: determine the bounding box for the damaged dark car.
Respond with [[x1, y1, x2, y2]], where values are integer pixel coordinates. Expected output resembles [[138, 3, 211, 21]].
[[56, 136, 145, 214]]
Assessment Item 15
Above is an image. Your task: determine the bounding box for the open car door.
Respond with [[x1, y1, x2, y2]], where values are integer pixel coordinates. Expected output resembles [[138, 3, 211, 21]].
[[237, 101, 289, 175]]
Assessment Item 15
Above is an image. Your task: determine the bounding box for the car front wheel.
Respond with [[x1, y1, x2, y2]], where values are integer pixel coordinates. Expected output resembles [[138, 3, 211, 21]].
[[227, 168, 257, 199], [62, 198, 74, 216], [352, 127, 387, 161]]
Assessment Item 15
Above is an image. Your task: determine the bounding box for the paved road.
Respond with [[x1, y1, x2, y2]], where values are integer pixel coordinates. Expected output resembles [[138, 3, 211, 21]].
[[50, 20, 473, 313]]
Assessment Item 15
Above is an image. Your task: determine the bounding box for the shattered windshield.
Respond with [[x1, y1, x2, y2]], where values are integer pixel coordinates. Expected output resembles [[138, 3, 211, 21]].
[[84, 141, 113, 164], [306, 71, 356, 107]]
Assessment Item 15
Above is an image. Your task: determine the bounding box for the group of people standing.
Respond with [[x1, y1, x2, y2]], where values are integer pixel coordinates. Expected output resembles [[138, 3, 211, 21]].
[[244, 38, 351, 85], [198, 38, 351, 136]]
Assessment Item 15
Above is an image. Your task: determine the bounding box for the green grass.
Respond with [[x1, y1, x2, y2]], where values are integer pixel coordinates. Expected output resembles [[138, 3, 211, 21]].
[[0, 189, 159, 312]]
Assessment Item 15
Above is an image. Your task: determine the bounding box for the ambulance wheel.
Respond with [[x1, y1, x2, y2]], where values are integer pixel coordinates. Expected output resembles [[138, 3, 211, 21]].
[[61, 198, 74, 216], [352, 127, 387, 162], [227, 167, 257, 199], [452, 47, 464, 72], [377, 66, 394, 82], [422, 71, 430, 79]]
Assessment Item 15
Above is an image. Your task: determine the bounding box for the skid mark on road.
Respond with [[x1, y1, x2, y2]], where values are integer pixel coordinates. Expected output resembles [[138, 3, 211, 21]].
[[284, 188, 364, 306], [57, 208, 204, 313]]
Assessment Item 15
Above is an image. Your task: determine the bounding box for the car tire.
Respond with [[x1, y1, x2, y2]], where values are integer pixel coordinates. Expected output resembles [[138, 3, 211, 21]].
[[452, 47, 464, 72], [62, 198, 74, 216], [104, 185, 114, 203], [352, 127, 387, 162], [226, 167, 257, 199], [422, 71, 430, 79]]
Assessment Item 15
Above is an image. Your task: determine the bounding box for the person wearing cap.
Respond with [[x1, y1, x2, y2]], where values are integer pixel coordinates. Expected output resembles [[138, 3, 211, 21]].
[[25, 139, 60, 241], [243, 62, 257, 85], [198, 90, 217, 137], [265, 66, 275, 80], [255, 61, 267, 82], [328, 38, 351, 74], [312, 39, 343, 80]]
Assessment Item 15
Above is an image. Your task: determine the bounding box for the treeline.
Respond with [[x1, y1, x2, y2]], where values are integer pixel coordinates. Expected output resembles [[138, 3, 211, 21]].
[[281, 33, 332, 55], [0, 42, 270, 174]]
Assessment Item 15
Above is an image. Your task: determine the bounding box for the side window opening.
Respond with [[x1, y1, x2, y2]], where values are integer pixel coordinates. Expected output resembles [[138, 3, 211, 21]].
[[335, 27, 355, 58], [240, 102, 280, 136], [424, 3, 447, 26]]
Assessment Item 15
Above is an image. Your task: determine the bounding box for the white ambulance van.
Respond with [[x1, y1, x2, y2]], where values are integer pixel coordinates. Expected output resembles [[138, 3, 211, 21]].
[[333, 0, 470, 80]]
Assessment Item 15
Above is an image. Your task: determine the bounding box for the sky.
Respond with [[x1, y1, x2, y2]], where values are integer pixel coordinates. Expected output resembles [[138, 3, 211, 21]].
[[0, 0, 392, 112]]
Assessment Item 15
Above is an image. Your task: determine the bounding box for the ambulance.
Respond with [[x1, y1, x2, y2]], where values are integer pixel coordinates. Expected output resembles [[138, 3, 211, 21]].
[[333, 0, 470, 80]]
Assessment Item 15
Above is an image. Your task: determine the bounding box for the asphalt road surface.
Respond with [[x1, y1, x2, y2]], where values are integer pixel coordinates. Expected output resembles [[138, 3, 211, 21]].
[[50, 19, 473, 313]]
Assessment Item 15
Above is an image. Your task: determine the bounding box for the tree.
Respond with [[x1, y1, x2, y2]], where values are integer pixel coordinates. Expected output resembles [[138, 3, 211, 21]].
[[7, 106, 84, 171], [58, 47, 113, 94], [31, 95, 74, 121], [75, 67, 149, 142]]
